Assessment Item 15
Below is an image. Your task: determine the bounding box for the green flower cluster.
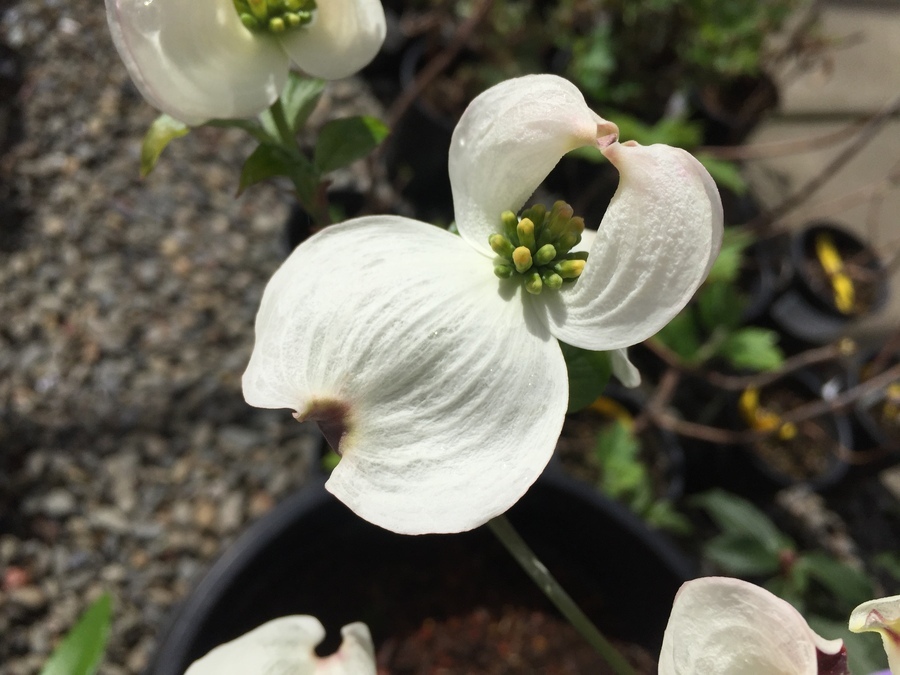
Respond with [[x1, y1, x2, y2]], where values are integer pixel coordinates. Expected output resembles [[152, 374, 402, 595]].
[[489, 200, 588, 295], [233, 0, 317, 33]]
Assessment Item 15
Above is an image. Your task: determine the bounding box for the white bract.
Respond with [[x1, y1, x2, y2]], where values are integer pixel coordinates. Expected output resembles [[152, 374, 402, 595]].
[[659, 577, 845, 674], [243, 74, 723, 535], [185, 616, 375, 675], [105, 0, 386, 125], [850, 594, 900, 673]]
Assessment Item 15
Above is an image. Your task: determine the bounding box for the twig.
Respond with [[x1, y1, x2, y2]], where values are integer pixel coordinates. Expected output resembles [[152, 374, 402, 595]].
[[643, 338, 847, 392], [384, 0, 495, 132], [697, 124, 861, 161], [748, 91, 900, 233]]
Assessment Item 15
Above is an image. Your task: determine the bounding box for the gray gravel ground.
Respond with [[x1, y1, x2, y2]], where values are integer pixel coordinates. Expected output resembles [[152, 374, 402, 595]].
[[0, 1, 389, 672]]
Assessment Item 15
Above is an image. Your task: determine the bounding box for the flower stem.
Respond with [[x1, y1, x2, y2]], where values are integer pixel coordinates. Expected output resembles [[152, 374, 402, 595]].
[[269, 98, 298, 152], [487, 515, 636, 675]]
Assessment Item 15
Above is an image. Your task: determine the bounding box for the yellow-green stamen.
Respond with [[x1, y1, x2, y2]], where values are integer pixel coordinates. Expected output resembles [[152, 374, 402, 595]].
[[488, 200, 589, 295], [233, 0, 316, 34]]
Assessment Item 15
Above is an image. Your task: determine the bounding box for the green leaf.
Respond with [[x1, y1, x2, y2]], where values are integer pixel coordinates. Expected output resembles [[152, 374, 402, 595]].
[[874, 551, 900, 581], [696, 280, 745, 332], [559, 343, 611, 413], [696, 153, 747, 195], [260, 73, 325, 137], [40, 593, 112, 675], [654, 311, 702, 361], [644, 500, 693, 535], [314, 116, 389, 174], [140, 115, 189, 177], [796, 552, 874, 612], [717, 327, 784, 372], [702, 533, 781, 576], [594, 420, 645, 499], [691, 489, 794, 555], [238, 144, 318, 204], [807, 614, 888, 675], [707, 227, 755, 283]]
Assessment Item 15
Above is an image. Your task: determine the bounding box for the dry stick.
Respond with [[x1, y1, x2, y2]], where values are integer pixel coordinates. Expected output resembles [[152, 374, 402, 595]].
[[384, 0, 495, 133], [643, 338, 845, 392], [697, 124, 862, 161], [747, 91, 900, 233], [649, 361, 900, 451]]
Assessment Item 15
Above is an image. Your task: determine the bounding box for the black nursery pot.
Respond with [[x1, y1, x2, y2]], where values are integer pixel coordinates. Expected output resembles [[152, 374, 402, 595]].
[[850, 348, 900, 464], [769, 222, 889, 348], [148, 468, 694, 674], [726, 369, 852, 495]]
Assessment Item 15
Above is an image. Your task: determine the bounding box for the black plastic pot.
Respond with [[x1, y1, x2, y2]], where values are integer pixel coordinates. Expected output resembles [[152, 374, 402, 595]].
[[849, 348, 900, 470], [148, 467, 694, 674], [769, 222, 889, 348], [733, 369, 852, 494]]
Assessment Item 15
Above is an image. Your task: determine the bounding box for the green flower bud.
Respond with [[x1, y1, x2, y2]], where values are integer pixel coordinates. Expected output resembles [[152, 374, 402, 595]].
[[534, 243, 557, 266], [488, 233, 515, 259], [248, 0, 269, 20], [554, 259, 585, 279], [516, 218, 536, 251], [269, 16, 286, 31], [240, 12, 260, 29], [512, 246, 533, 273], [501, 211, 519, 244], [522, 203, 547, 232], [524, 272, 543, 295], [541, 271, 563, 290], [493, 263, 514, 279], [556, 232, 580, 255], [546, 200, 574, 240]]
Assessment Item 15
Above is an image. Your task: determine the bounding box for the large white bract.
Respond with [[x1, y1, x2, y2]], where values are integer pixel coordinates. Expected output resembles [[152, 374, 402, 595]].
[[659, 577, 845, 674], [243, 74, 724, 535], [850, 594, 900, 674], [105, 0, 386, 125], [185, 616, 375, 675]]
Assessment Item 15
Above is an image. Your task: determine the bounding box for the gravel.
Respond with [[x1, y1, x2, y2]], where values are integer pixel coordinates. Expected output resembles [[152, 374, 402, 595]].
[[0, 1, 382, 671]]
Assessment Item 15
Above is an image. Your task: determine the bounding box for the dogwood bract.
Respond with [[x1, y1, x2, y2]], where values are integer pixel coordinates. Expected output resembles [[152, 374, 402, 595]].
[[850, 594, 900, 673], [660, 577, 846, 674], [185, 616, 375, 675], [243, 74, 723, 535], [105, 0, 386, 125]]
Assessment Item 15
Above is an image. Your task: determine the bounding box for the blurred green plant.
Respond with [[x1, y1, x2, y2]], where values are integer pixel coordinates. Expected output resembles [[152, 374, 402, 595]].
[[595, 419, 691, 534], [692, 490, 887, 675], [653, 227, 784, 372], [40, 594, 112, 675]]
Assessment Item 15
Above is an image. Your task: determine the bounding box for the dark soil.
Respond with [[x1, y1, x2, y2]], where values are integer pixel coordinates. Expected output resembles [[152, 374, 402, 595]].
[[378, 606, 656, 675]]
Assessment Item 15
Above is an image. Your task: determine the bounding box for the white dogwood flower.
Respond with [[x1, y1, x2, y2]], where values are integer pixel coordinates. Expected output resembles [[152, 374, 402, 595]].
[[185, 616, 375, 675], [105, 0, 386, 125], [850, 595, 900, 674], [243, 74, 723, 535], [659, 577, 846, 675]]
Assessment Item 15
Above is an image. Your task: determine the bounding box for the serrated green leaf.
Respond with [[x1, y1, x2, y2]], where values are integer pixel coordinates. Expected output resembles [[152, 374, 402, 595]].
[[718, 327, 784, 371], [314, 116, 389, 174], [691, 489, 794, 555], [140, 115, 189, 177], [703, 533, 781, 576], [807, 614, 888, 675], [40, 593, 112, 675], [559, 343, 611, 412], [697, 280, 745, 332], [595, 420, 645, 499], [260, 74, 325, 137], [238, 144, 318, 204], [696, 153, 747, 195], [707, 227, 755, 283], [797, 552, 874, 611], [644, 500, 693, 535], [654, 311, 702, 361]]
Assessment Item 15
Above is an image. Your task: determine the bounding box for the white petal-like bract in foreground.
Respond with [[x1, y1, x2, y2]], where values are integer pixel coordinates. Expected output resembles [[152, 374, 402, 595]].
[[243, 74, 723, 534], [659, 577, 845, 675], [106, 0, 386, 124], [185, 616, 375, 675], [850, 594, 900, 674]]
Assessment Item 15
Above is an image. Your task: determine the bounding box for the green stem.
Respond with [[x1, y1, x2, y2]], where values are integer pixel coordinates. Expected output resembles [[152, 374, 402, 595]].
[[269, 98, 299, 154], [205, 118, 274, 146], [487, 515, 636, 675]]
